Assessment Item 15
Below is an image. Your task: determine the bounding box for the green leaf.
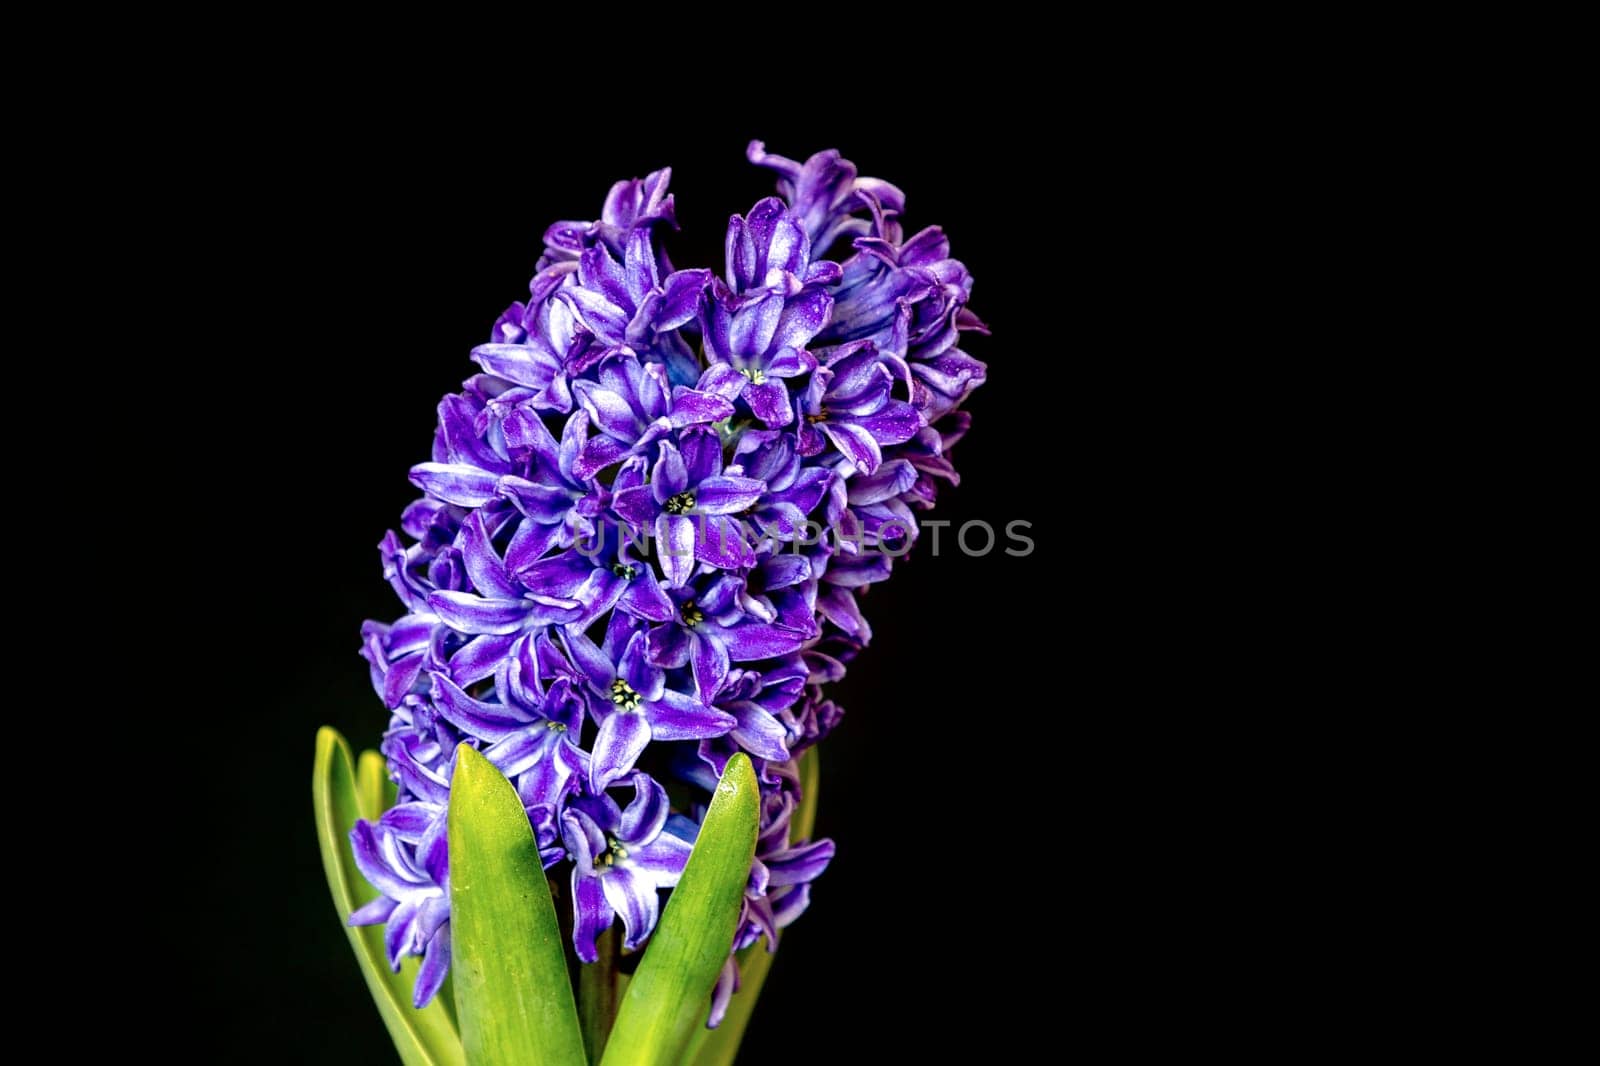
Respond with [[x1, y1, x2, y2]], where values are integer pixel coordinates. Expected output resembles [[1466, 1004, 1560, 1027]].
[[688, 747, 822, 1066], [448, 743, 586, 1066], [312, 727, 465, 1066], [356, 749, 387, 821], [791, 746, 821, 844], [602, 754, 760, 1066]]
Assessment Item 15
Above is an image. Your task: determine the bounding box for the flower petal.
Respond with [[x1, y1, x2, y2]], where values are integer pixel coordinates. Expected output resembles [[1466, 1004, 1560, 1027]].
[[628, 833, 692, 886], [719, 621, 807, 661], [693, 476, 766, 515], [850, 400, 921, 446], [694, 515, 755, 571], [744, 381, 794, 426], [618, 566, 674, 621], [726, 699, 791, 761], [644, 688, 736, 741], [617, 772, 671, 844], [656, 513, 695, 588], [570, 866, 614, 963], [428, 591, 578, 635], [652, 440, 689, 501], [690, 631, 730, 703], [431, 673, 533, 740], [765, 839, 836, 887], [561, 640, 614, 706], [600, 865, 661, 952], [667, 388, 736, 427], [574, 435, 629, 480], [409, 463, 500, 507], [820, 420, 882, 474], [590, 711, 652, 791]]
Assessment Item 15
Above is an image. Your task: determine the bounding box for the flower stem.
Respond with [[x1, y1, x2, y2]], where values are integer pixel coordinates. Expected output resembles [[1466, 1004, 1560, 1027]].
[[580, 924, 619, 1062]]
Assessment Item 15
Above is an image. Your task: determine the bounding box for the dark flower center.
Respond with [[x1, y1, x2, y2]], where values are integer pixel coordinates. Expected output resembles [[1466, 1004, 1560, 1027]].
[[595, 836, 629, 870], [805, 408, 829, 425], [664, 492, 696, 515], [681, 605, 704, 627], [612, 562, 638, 579], [610, 679, 641, 711]]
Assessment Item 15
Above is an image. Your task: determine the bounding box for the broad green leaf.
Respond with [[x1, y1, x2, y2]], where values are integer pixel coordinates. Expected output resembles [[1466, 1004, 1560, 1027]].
[[312, 727, 465, 1066], [688, 747, 821, 1066], [448, 743, 586, 1066], [602, 754, 760, 1066]]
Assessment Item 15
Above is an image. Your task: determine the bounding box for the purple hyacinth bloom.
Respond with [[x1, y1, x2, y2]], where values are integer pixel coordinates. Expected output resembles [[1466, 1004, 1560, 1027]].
[[644, 581, 807, 701], [610, 427, 765, 587], [476, 265, 592, 415], [429, 656, 587, 809], [495, 402, 609, 556], [823, 226, 988, 421], [723, 197, 843, 298], [723, 552, 820, 640], [408, 389, 523, 509], [823, 455, 922, 556], [361, 612, 435, 711], [794, 342, 921, 474], [348, 144, 983, 1015], [569, 355, 734, 479], [750, 141, 986, 420], [542, 167, 677, 267], [746, 141, 904, 256], [705, 659, 810, 767], [562, 621, 735, 791], [695, 199, 838, 428], [727, 429, 834, 542], [558, 228, 711, 387], [348, 812, 453, 1008], [517, 533, 674, 630], [563, 772, 693, 959], [782, 687, 846, 756], [696, 299, 819, 427]]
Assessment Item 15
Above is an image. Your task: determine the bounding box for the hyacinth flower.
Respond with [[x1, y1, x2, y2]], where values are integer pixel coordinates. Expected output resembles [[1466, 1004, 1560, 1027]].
[[696, 196, 838, 427], [313, 142, 986, 1066], [794, 340, 922, 475], [564, 772, 694, 959], [562, 620, 737, 791]]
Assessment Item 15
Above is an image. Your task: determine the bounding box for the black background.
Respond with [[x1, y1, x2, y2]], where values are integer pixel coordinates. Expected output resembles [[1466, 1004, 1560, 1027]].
[[170, 105, 1115, 1063]]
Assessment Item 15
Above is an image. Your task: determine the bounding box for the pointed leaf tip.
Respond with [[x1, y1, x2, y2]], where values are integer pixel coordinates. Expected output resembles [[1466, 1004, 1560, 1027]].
[[602, 753, 760, 1066], [448, 743, 586, 1066]]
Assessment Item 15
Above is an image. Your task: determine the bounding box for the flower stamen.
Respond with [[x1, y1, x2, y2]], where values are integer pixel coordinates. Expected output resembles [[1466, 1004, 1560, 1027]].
[[595, 837, 629, 871], [664, 492, 696, 515], [610, 679, 641, 711]]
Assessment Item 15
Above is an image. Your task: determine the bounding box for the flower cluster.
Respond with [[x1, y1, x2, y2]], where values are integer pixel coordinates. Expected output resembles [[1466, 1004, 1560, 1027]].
[[349, 143, 986, 1020]]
